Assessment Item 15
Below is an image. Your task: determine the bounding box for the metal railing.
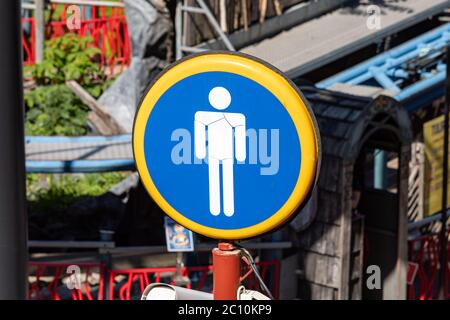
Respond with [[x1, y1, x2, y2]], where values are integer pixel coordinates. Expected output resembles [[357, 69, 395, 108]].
[[407, 230, 450, 300], [21, 1, 130, 71], [28, 258, 281, 300]]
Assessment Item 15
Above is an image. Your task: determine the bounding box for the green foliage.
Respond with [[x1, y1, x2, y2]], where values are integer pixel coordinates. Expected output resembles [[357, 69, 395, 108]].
[[27, 172, 128, 211], [29, 33, 106, 98], [25, 84, 88, 136], [25, 34, 115, 136], [24, 33, 125, 224]]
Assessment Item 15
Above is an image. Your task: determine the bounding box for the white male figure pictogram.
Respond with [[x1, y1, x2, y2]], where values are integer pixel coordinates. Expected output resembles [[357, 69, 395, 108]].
[[195, 87, 246, 217]]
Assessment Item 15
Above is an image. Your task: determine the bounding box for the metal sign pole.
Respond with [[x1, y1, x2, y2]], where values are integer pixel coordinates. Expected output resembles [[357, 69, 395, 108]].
[[0, 0, 28, 299], [173, 252, 190, 287], [212, 242, 241, 300]]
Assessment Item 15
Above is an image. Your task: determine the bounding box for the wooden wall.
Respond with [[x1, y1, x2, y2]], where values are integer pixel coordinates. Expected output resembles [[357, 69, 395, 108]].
[[296, 157, 353, 299], [297, 146, 410, 300]]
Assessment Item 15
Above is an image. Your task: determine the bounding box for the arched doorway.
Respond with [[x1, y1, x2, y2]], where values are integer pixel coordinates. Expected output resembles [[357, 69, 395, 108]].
[[295, 89, 412, 300], [351, 106, 410, 299]]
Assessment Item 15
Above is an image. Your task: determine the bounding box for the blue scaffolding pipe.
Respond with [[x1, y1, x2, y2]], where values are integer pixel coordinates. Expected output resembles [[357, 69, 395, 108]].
[[374, 149, 387, 190], [396, 69, 445, 106], [371, 68, 401, 93], [26, 159, 135, 173], [25, 135, 134, 173], [25, 134, 132, 144], [318, 23, 450, 88], [317, 23, 450, 112]]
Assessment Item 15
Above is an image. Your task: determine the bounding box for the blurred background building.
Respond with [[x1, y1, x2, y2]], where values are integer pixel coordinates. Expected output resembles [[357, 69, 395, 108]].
[[18, 0, 450, 300]]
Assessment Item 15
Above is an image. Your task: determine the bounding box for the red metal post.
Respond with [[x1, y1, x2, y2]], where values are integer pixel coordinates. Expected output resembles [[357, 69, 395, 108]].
[[213, 242, 241, 300]]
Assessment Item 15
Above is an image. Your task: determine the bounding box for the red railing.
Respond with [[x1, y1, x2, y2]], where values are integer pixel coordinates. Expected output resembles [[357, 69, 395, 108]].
[[28, 262, 105, 300], [28, 233, 450, 301], [109, 260, 280, 300], [21, 4, 131, 72], [407, 230, 450, 300], [22, 17, 36, 66], [109, 265, 213, 300], [28, 260, 280, 300]]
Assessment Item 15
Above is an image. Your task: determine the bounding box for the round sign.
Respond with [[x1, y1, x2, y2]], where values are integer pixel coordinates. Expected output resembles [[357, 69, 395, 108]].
[[133, 52, 320, 240]]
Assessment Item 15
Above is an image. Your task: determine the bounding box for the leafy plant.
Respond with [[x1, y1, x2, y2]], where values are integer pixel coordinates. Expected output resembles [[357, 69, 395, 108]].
[[30, 33, 106, 98], [27, 172, 129, 212], [25, 84, 88, 136], [25, 33, 125, 234], [25, 34, 116, 136]]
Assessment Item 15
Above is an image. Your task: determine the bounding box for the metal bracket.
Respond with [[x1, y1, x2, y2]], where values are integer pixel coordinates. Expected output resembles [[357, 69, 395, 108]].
[[175, 0, 235, 60]]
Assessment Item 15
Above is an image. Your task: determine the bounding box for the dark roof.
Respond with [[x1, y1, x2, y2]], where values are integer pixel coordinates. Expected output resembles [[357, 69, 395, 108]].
[[300, 86, 412, 161]]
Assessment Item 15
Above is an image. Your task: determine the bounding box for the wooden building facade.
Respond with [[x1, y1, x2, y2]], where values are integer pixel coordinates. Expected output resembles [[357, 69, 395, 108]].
[[294, 87, 413, 299]]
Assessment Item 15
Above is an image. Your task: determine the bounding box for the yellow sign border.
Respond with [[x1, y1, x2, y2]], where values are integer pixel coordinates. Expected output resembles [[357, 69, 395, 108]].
[[133, 52, 320, 239]]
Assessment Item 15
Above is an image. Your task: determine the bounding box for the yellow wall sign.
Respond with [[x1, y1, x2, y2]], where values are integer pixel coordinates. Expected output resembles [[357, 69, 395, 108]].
[[133, 52, 321, 239], [424, 114, 449, 216]]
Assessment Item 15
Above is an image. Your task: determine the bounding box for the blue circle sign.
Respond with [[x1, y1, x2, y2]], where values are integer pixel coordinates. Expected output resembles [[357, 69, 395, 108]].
[[133, 52, 320, 240]]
